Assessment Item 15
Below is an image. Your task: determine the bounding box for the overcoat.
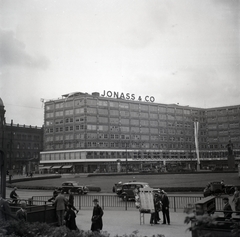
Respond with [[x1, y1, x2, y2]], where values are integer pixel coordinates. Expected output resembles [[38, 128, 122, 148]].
[[91, 204, 104, 232]]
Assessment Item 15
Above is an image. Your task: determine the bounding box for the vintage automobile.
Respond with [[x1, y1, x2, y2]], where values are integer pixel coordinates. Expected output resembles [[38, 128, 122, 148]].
[[203, 181, 235, 197], [61, 181, 89, 194], [118, 181, 150, 201]]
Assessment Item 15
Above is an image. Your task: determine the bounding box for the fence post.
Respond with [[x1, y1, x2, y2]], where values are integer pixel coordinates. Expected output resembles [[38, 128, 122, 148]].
[[79, 195, 81, 210], [44, 203, 47, 222], [174, 196, 176, 212], [102, 196, 104, 210]]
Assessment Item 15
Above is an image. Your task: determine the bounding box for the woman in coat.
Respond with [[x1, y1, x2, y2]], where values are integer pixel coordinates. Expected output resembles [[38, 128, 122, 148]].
[[91, 199, 104, 232], [65, 204, 78, 230]]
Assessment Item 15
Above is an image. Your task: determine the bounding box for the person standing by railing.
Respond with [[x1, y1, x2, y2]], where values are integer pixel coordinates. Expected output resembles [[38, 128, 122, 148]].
[[68, 190, 79, 214], [54, 190, 68, 226], [160, 190, 170, 225], [232, 187, 240, 215], [16, 201, 27, 221], [0, 196, 14, 221]]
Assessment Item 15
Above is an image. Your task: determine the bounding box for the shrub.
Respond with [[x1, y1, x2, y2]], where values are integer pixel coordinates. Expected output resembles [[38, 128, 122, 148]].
[[0, 220, 165, 237]]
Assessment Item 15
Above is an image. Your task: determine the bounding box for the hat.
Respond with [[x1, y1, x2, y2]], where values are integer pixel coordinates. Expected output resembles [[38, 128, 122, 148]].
[[159, 190, 164, 194], [93, 199, 99, 202]]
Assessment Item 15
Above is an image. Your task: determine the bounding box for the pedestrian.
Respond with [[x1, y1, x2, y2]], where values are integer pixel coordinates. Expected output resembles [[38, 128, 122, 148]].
[[0, 196, 13, 221], [160, 190, 170, 225], [65, 204, 78, 231], [48, 188, 59, 202], [232, 186, 240, 214], [16, 201, 27, 221], [91, 199, 104, 232], [68, 190, 79, 214], [54, 190, 67, 226], [10, 187, 19, 204], [223, 197, 232, 219], [150, 192, 161, 225]]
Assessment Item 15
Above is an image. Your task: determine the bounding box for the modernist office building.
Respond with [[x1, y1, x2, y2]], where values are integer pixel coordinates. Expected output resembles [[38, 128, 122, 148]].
[[40, 91, 240, 173]]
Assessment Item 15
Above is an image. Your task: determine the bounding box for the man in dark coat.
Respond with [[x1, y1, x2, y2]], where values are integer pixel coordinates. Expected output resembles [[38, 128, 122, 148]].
[[91, 198, 104, 232], [10, 187, 19, 204], [68, 190, 79, 214], [16, 201, 27, 221], [160, 190, 170, 225], [0, 196, 13, 221], [223, 197, 233, 219], [65, 204, 78, 230]]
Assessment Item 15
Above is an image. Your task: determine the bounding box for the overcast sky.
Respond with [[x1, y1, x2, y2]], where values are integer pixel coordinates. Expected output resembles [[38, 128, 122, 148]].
[[0, 0, 239, 127]]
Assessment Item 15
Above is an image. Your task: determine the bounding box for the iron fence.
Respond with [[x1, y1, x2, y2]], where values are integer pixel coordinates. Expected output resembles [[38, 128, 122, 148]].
[[32, 195, 224, 212]]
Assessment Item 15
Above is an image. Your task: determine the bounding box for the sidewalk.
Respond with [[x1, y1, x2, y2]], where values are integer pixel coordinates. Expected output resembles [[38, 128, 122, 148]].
[[75, 209, 191, 237]]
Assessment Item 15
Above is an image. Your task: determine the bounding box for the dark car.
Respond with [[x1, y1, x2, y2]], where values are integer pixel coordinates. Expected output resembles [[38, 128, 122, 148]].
[[61, 181, 89, 194], [118, 181, 150, 201]]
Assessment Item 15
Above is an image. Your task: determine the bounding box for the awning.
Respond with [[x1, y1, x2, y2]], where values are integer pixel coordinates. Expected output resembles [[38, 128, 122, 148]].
[[61, 165, 73, 169], [39, 166, 52, 169], [51, 165, 62, 169]]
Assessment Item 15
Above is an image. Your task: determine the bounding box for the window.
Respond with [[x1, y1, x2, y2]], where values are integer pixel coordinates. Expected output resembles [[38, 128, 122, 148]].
[[98, 100, 108, 106], [167, 107, 174, 113], [86, 108, 97, 114], [46, 112, 54, 118], [110, 110, 119, 116], [119, 103, 129, 109], [86, 99, 97, 106], [158, 107, 166, 113], [75, 108, 84, 114], [99, 117, 108, 123], [46, 104, 54, 110], [140, 120, 149, 126], [87, 116, 97, 123], [55, 111, 63, 117]]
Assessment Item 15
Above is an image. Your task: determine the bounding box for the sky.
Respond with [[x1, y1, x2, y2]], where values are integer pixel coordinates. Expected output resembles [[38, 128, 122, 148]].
[[0, 0, 239, 127]]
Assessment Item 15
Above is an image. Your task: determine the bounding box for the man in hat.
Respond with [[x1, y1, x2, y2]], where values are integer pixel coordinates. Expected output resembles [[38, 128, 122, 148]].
[[91, 198, 104, 232], [160, 190, 170, 225]]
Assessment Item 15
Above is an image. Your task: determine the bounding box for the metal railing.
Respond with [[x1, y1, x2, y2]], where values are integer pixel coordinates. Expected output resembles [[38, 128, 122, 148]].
[[32, 195, 224, 211]]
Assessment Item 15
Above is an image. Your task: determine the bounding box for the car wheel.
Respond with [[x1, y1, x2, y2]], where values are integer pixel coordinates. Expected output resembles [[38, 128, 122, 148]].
[[78, 189, 83, 195]]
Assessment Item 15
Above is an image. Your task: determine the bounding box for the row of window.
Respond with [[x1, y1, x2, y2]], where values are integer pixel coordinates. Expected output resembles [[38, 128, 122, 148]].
[[7, 152, 39, 159], [40, 150, 234, 161], [7, 133, 41, 141], [7, 142, 40, 150], [46, 98, 198, 115], [45, 108, 201, 120]]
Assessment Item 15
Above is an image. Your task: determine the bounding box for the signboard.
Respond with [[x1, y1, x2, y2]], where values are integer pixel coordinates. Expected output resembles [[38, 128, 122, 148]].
[[139, 187, 155, 213], [101, 90, 155, 103]]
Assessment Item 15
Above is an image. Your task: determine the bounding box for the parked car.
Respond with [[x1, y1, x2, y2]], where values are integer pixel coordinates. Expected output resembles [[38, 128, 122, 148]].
[[118, 181, 150, 201], [203, 181, 235, 197], [61, 181, 89, 194], [113, 181, 123, 193]]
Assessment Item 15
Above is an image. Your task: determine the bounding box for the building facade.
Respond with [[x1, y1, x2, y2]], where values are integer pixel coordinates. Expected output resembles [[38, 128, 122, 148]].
[[40, 92, 240, 173], [5, 120, 43, 175], [0, 97, 44, 176]]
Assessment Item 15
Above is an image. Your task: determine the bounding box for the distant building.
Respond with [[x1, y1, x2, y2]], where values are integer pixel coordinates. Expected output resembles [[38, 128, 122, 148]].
[[40, 91, 240, 173], [0, 98, 43, 175]]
